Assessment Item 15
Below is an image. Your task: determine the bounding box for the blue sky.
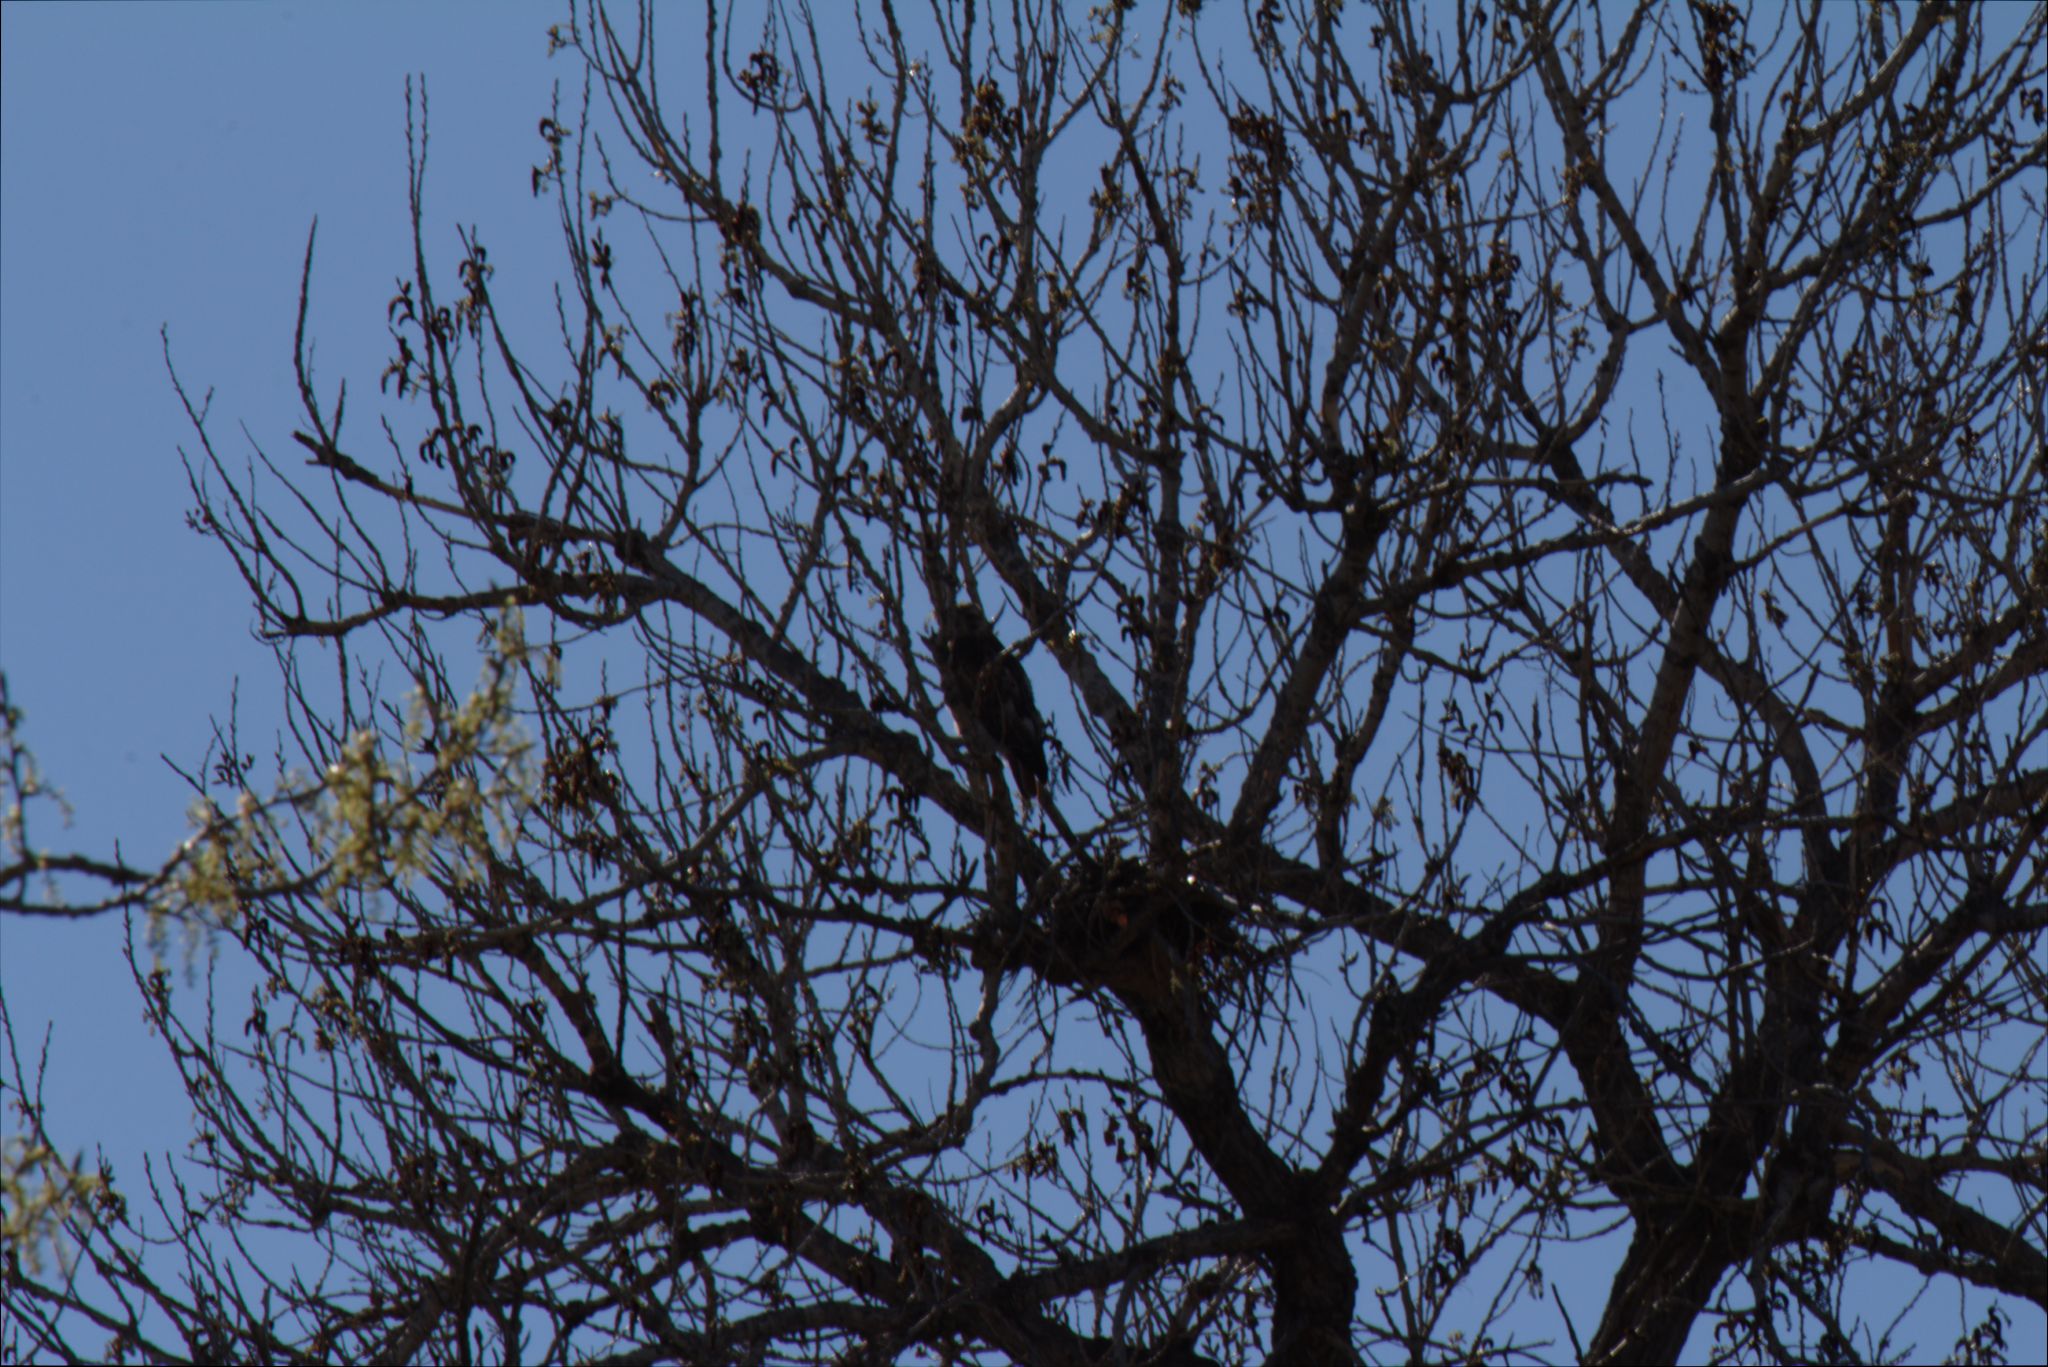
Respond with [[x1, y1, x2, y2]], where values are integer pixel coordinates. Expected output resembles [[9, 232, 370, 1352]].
[[2, 0, 571, 1274], [3, 4, 2041, 1362]]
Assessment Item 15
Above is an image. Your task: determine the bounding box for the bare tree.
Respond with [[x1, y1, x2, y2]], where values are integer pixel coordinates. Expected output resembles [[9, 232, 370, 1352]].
[[5, 1, 2044, 1362]]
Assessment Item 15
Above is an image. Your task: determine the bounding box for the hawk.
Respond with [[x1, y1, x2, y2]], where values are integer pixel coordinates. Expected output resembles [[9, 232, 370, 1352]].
[[928, 601, 1050, 804]]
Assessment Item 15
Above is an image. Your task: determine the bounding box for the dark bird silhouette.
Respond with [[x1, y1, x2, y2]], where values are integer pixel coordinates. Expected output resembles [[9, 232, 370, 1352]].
[[928, 601, 1049, 804]]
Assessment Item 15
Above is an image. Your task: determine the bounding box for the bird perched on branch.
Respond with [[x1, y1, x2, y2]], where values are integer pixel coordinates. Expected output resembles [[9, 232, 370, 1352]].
[[928, 601, 1050, 805]]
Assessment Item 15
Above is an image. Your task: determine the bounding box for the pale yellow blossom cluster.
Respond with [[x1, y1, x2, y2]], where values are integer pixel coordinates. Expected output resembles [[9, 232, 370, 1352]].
[[1, 1138, 122, 1277], [166, 606, 544, 924]]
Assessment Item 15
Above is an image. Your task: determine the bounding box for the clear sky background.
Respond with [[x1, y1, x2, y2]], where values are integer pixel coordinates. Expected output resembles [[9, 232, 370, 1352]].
[[3, 4, 2041, 1363], [2, 0, 574, 1288]]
